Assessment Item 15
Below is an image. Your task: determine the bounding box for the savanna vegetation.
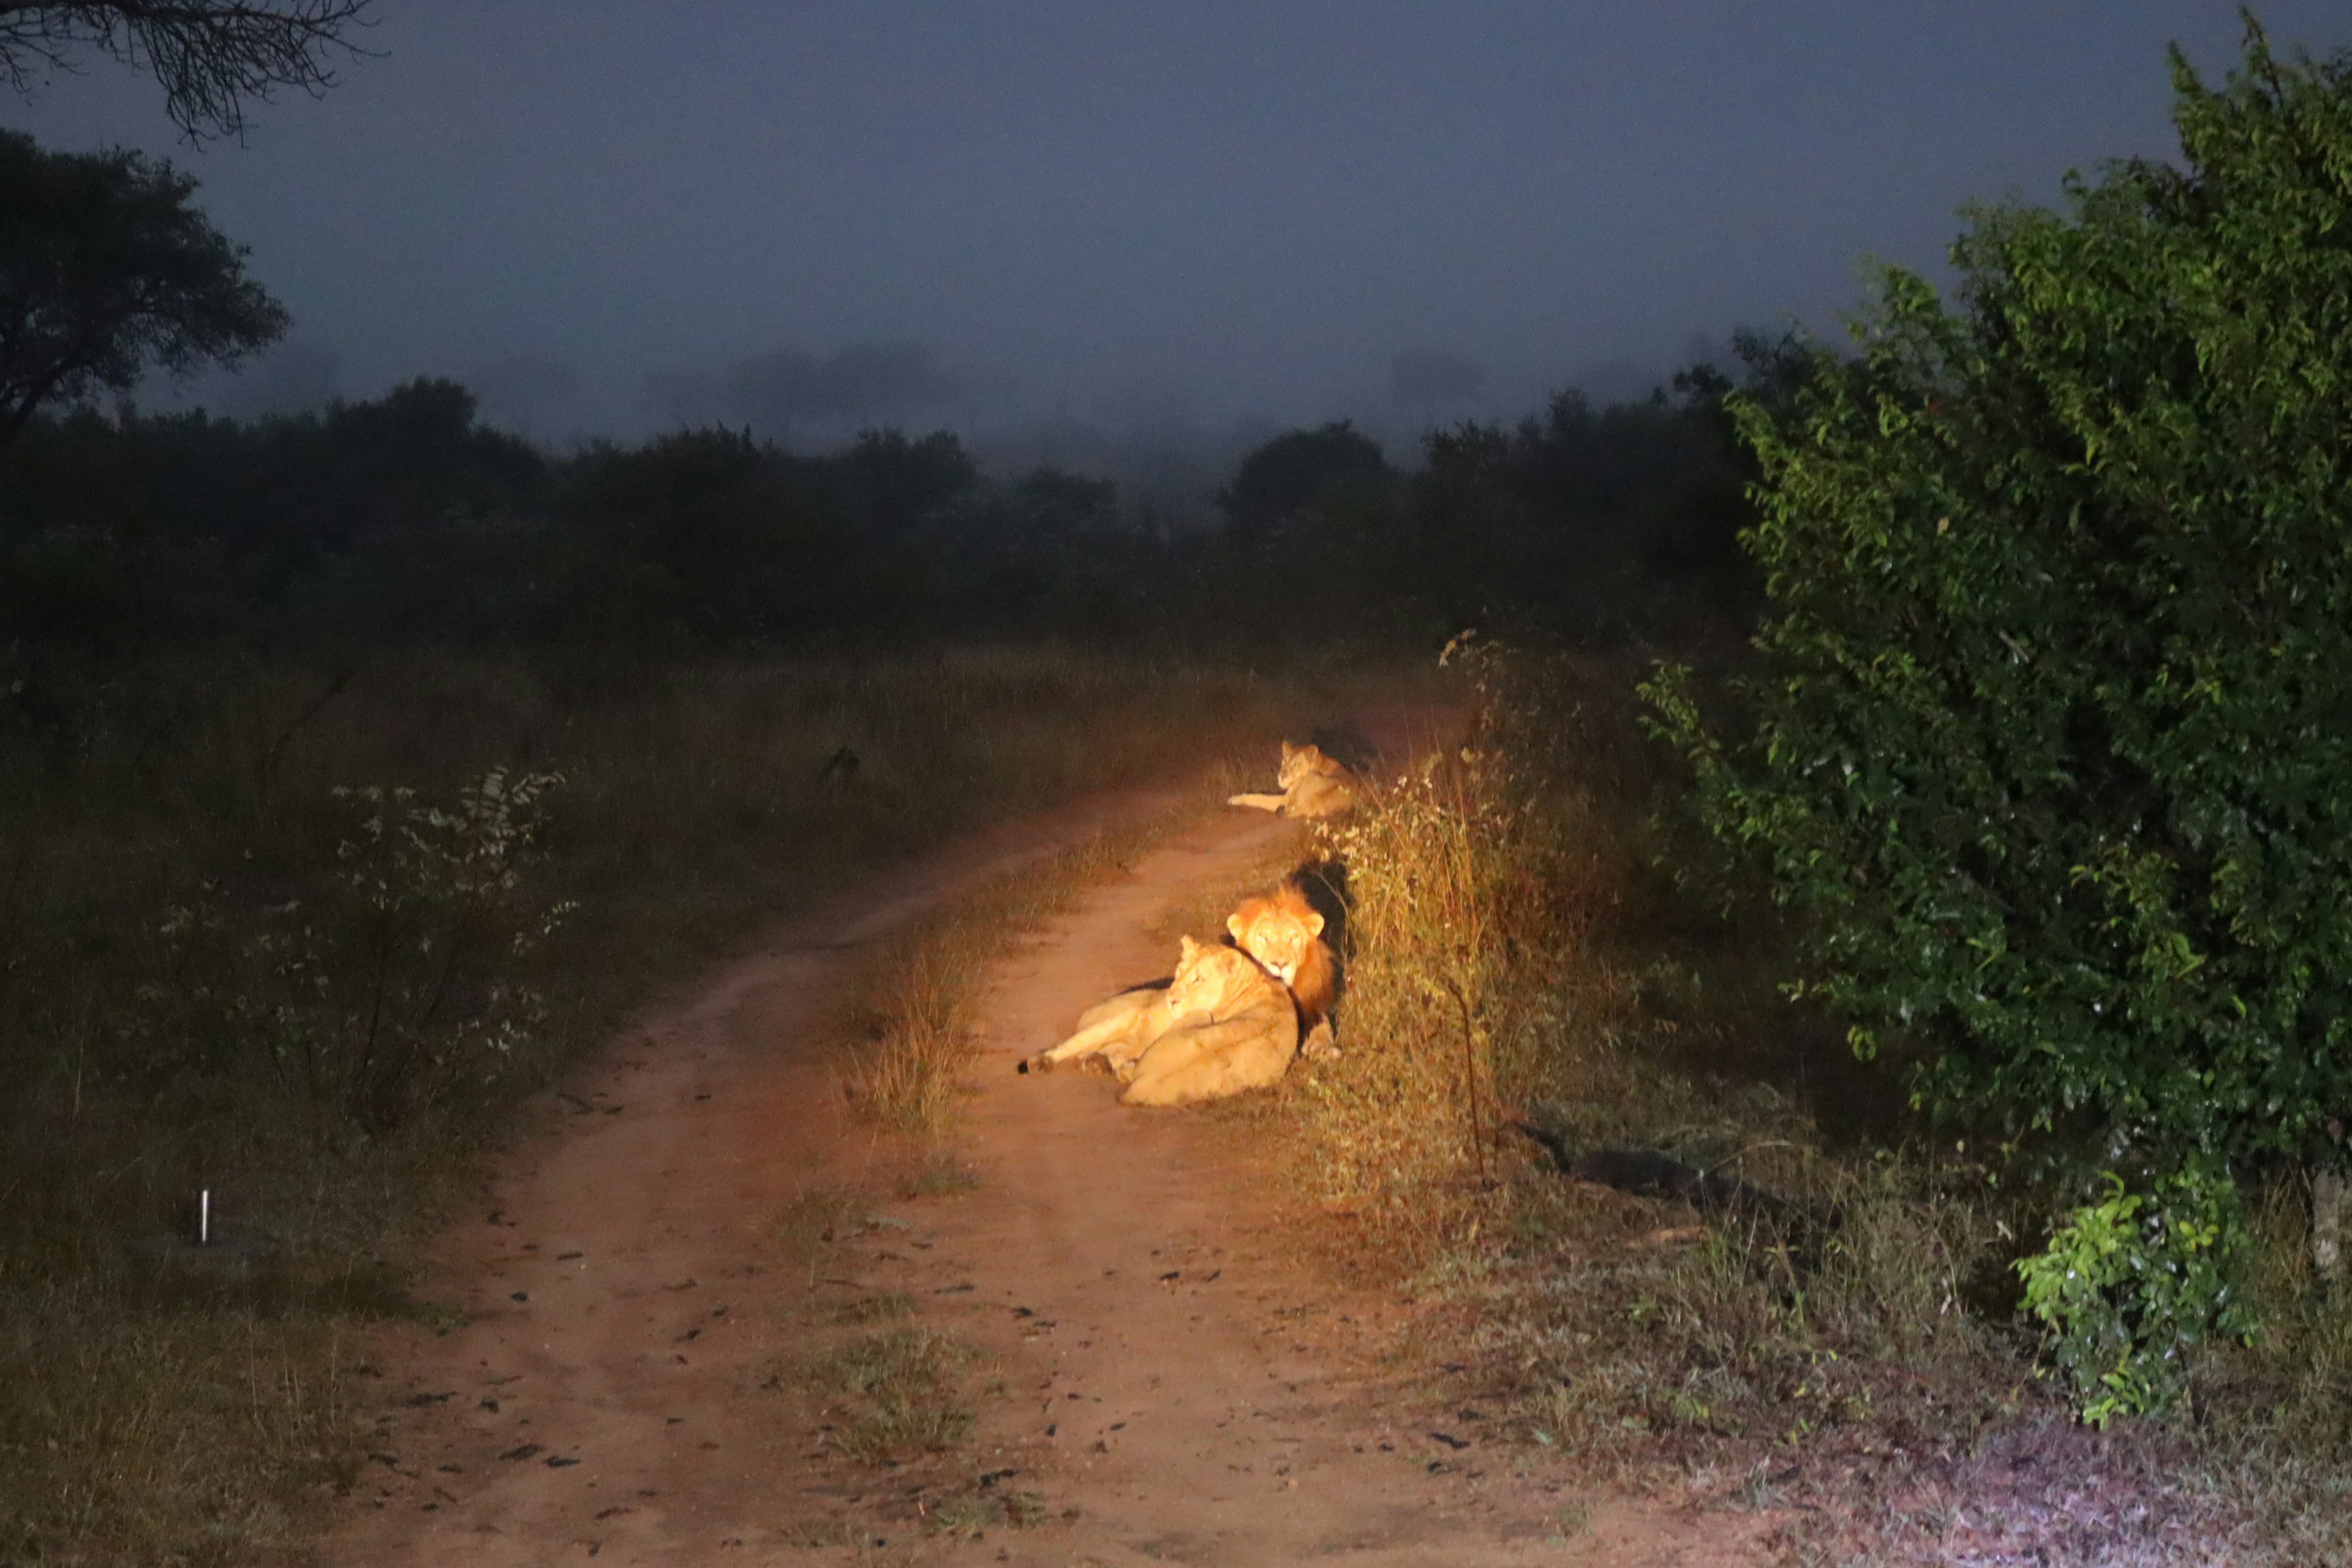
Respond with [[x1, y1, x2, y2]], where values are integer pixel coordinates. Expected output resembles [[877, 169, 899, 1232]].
[[0, 14, 1772, 1559], [10, 2, 2352, 1564]]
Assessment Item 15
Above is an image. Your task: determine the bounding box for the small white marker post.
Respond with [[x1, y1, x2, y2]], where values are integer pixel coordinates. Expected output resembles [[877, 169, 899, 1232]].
[[199, 1189, 209, 1246]]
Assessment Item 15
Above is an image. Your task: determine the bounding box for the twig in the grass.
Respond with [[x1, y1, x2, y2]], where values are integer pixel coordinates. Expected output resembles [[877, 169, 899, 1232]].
[[1714, 1139, 1804, 1173], [1450, 980, 1490, 1187], [255, 661, 362, 808]]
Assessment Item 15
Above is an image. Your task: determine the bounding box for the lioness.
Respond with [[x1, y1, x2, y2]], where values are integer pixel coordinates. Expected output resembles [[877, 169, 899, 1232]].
[[1227, 880, 1340, 1060], [1027, 936, 1298, 1106], [1227, 741, 1356, 820]]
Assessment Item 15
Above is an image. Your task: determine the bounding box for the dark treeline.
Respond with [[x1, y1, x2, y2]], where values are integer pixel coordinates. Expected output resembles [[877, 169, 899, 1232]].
[[0, 337, 1803, 664]]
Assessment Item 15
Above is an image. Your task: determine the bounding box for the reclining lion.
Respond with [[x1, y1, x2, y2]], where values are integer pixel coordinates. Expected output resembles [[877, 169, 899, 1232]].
[[1025, 936, 1298, 1106], [1227, 741, 1357, 820], [1227, 880, 1340, 1061]]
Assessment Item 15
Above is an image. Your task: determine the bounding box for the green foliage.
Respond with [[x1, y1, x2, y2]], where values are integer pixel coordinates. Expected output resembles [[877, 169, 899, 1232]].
[[1646, 21, 2352, 1414], [2017, 1166, 2255, 1424], [0, 128, 287, 446]]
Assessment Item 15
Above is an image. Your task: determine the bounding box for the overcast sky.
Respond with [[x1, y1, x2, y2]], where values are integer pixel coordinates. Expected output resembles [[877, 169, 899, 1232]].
[[4, 1, 2347, 454]]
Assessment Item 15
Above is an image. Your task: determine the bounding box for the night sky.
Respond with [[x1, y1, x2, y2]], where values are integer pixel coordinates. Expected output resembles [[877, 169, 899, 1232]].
[[5, 2, 2346, 460]]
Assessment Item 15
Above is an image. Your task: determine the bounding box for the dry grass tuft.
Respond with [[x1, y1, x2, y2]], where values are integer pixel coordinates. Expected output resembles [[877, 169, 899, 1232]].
[[834, 1291, 918, 1325], [896, 1154, 981, 1199], [769, 1182, 878, 1284], [803, 1328, 983, 1464], [1293, 647, 1642, 1263], [843, 933, 979, 1138]]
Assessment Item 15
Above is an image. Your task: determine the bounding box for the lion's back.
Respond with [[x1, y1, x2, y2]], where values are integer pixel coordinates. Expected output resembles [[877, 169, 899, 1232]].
[[1121, 941, 1296, 1106]]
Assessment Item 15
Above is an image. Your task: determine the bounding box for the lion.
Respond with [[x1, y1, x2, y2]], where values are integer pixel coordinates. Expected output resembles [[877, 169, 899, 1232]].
[[1227, 880, 1340, 1060], [1227, 741, 1356, 820], [1025, 935, 1298, 1106]]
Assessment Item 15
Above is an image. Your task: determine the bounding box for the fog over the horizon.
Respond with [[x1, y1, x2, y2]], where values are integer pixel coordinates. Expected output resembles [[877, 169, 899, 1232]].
[[4, 1, 2346, 476]]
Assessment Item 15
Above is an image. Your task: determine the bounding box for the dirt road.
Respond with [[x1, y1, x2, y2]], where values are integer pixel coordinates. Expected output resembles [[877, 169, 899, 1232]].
[[326, 736, 1771, 1567]]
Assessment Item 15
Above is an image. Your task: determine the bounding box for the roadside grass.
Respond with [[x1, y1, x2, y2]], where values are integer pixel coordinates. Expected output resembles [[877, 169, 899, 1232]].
[[897, 1151, 983, 1199], [1280, 646, 2352, 1564], [921, 1484, 1050, 1540], [0, 641, 1415, 1567], [802, 1327, 984, 1464]]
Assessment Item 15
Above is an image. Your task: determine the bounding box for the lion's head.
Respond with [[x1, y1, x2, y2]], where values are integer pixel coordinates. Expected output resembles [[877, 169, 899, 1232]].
[[1226, 885, 1324, 987], [1276, 742, 1340, 791], [1164, 934, 1275, 1019]]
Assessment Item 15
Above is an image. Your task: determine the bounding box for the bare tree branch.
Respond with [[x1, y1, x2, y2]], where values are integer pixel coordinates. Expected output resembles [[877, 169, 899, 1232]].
[[0, 1, 376, 142]]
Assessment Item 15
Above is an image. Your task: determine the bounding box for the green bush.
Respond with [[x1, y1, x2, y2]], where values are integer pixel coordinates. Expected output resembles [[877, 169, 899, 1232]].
[[2016, 1163, 2254, 1423], [1648, 20, 2352, 1415]]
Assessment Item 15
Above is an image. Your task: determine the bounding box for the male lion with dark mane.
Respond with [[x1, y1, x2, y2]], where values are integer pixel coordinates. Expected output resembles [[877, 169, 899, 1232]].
[[1024, 936, 1297, 1106], [1227, 880, 1339, 1060]]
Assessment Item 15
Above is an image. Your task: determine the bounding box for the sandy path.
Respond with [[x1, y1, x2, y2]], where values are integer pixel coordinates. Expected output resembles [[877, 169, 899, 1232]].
[[327, 733, 1771, 1567]]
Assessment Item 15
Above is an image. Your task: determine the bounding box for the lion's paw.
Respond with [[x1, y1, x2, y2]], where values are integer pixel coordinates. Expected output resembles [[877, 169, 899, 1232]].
[[1300, 1020, 1340, 1062]]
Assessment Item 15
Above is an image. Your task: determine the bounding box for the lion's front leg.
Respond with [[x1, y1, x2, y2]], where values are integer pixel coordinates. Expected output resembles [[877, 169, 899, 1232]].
[[1028, 987, 1161, 1072], [1224, 791, 1291, 813]]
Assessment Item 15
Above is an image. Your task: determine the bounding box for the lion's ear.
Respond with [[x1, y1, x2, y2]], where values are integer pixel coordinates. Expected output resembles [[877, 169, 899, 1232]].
[[1178, 935, 1200, 960], [1305, 910, 1325, 938], [1226, 912, 1246, 940], [1280, 741, 1297, 760]]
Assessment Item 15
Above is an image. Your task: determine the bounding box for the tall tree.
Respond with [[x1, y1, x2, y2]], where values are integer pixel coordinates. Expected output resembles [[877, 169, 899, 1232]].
[[0, 127, 286, 447], [1216, 421, 1392, 549], [0, 1, 372, 141]]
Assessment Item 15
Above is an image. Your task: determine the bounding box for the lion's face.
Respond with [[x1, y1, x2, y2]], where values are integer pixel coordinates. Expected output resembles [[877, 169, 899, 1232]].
[[1226, 892, 1324, 986], [1276, 742, 1330, 791], [1166, 935, 1270, 1017]]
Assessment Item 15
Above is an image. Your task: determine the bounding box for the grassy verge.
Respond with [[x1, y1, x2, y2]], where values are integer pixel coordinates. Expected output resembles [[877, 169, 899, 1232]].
[[1270, 646, 2352, 1566], [0, 641, 1420, 1567]]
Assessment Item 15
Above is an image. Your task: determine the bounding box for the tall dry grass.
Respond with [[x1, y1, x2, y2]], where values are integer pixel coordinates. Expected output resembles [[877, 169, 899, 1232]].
[[0, 641, 1406, 1566], [1296, 644, 1644, 1246]]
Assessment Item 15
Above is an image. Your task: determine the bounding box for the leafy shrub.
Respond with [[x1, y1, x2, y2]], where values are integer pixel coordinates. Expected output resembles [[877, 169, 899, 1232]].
[[1646, 23, 2352, 1414], [2018, 1164, 2254, 1424], [145, 766, 570, 1133], [1216, 420, 1393, 547]]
